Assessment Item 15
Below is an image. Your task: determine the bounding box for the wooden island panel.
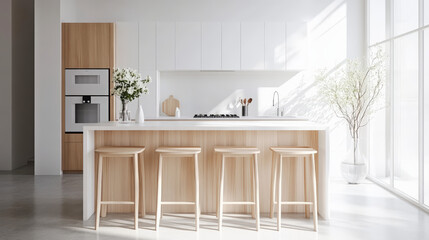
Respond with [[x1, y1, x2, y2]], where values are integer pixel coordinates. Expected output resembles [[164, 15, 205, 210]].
[[94, 130, 318, 215]]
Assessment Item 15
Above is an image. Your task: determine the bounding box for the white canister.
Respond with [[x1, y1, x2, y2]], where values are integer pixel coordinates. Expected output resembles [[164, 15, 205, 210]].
[[175, 107, 181, 118]]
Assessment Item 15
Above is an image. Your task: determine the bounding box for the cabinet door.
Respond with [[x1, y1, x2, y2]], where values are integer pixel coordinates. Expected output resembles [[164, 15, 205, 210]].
[[265, 22, 286, 70], [221, 22, 241, 70], [241, 22, 265, 70], [115, 22, 139, 69], [202, 22, 221, 70], [62, 23, 113, 68], [157, 22, 176, 70], [63, 134, 83, 171], [286, 22, 308, 70], [176, 22, 201, 70], [139, 22, 156, 71]]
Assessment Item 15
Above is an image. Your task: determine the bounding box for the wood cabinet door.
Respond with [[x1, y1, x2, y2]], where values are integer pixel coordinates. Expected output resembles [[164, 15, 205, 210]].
[[63, 134, 83, 171], [62, 23, 113, 68]]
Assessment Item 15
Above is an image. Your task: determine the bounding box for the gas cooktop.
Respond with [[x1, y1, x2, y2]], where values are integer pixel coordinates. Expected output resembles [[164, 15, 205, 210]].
[[193, 114, 240, 118]]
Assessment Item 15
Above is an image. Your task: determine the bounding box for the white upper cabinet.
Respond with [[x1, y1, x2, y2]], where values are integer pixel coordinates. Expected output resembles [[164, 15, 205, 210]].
[[176, 22, 201, 70], [221, 22, 241, 70], [286, 22, 308, 70], [202, 22, 221, 70], [115, 22, 139, 70], [265, 22, 286, 70], [139, 22, 156, 71], [156, 22, 176, 70], [241, 22, 265, 70]]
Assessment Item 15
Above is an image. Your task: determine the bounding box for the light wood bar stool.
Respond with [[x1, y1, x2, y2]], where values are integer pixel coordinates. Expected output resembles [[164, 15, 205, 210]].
[[269, 147, 318, 231], [215, 147, 260, 231], [155, 147, 201, 231], [94, 147, 145, 230]]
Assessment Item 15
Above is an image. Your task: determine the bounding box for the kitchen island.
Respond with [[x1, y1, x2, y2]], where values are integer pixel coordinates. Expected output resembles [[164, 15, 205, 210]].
[[82, 120, 330, 222]]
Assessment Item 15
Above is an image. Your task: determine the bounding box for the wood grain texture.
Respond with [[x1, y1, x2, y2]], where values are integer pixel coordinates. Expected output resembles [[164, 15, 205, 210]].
[[93, 130, 319, 214], [162, 95, 180, 116], [63, 23, 113, 68], [63, 141, 83, 172]]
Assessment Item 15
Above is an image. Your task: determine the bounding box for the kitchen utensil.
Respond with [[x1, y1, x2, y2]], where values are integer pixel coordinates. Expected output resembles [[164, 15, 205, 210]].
[[247, 98, 253, 106], [162, 95, 180, 116], [244, 98, 247, 105]]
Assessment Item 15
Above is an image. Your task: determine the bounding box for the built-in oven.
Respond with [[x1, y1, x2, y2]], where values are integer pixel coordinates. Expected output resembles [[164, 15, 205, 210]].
[[65, 69, 110, 133]]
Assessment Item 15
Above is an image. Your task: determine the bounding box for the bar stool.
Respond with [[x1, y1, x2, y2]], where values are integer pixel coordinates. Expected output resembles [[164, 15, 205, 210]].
[[155, 147, 201, 231], [94, 146, 145, 230], [269, 147, 318, 231], [215, 147, 260, 231]]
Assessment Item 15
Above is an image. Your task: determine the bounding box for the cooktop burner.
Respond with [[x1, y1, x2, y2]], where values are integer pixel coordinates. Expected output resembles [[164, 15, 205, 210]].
[[193, 113, 240, 118]]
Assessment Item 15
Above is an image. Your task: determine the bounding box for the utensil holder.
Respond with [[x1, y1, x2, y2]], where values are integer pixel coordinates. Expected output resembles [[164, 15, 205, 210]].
[[242, 106, 248, 116]]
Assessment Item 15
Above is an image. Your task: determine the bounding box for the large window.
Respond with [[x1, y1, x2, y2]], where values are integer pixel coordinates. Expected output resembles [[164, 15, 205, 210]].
[[393, 33, 419, 199], [368, 0, 429, 208]]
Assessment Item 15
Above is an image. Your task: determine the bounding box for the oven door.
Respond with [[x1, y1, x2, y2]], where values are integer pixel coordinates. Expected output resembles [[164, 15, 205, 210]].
[[65, 96, 109, 133], [65, 69, 109, 96]]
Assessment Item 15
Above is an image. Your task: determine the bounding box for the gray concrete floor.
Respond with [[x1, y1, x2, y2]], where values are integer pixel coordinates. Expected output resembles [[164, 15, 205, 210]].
[[1, 164, 429, 240]]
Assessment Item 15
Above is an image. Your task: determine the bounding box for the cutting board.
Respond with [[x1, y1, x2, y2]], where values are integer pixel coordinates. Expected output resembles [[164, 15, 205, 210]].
[[162, 95, 180, 116]]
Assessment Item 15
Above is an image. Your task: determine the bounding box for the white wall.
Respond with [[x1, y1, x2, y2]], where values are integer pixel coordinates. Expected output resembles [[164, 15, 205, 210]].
[[0, 0, 13, 170], [160, 71, 299, 117], [61, 0, 335, 22], [35, 0, 62, 175]]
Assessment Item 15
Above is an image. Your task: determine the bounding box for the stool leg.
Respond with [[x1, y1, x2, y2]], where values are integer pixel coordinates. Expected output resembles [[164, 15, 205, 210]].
[[155, 154, 163, 230], [270, 152, 277, 219], [218, 154, 225, 231], [141, 154, 146, 218], [216, 153, 219, 218], [134, 154, 139, 230], [277, 155, 283, 231], [95, 154, 103, 230], [253, 154, 260, 231], [311, 153, 318, 232], [194, 153, 200, 231], [250, 158, 255, 219], [101, 205, 107, 218], [304, 157, 310, 218]]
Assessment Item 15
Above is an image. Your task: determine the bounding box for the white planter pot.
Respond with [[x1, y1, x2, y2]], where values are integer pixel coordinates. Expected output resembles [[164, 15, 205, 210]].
[[341, 162, 367, 184]]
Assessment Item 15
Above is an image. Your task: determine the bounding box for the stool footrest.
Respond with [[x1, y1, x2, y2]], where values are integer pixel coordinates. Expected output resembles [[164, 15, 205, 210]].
[[223, 201, 255, 205], [161, 201, 196, 205], [274, 201, 314, 205], [100, 201, 135, 205]]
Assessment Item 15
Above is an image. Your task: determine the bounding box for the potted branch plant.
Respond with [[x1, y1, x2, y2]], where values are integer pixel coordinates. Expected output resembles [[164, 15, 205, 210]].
[[112, 68, 151, 122], [318, 49, 385, 183]]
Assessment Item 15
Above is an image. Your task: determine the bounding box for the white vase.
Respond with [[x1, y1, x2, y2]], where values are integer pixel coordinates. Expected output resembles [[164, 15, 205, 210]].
[[135, 99, 145, 123]]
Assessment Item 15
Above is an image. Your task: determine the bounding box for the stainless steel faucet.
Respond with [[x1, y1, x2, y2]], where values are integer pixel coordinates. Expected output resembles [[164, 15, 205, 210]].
[[273, 91, 280, 117]]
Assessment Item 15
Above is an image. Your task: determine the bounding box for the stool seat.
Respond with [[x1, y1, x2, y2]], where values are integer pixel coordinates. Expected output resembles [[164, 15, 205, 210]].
[[270, 147, 316, 155], [156, 147, 201, 154], [96, 147, 145, 155], [214, 147, 260, 154]]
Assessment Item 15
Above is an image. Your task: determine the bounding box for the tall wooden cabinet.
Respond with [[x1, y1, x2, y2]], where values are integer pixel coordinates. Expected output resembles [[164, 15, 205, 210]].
[[62, 23, 115, 172]]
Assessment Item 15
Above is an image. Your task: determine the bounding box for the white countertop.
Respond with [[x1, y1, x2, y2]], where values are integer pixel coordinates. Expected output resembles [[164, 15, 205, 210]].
[[83, 120, 328, 131], [148, 115, 308, 121]]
